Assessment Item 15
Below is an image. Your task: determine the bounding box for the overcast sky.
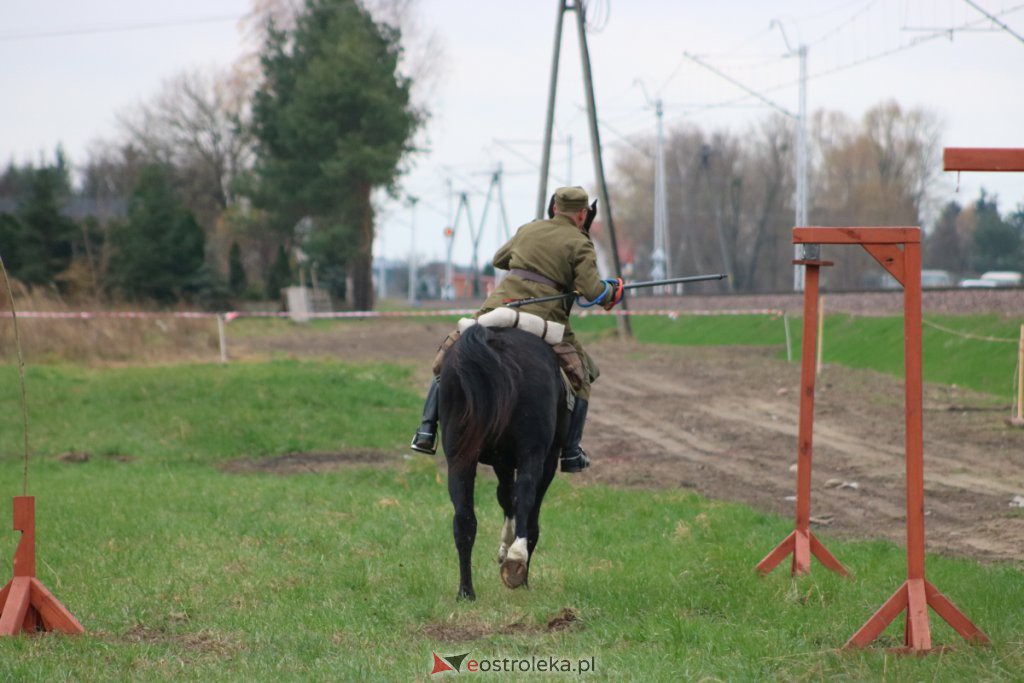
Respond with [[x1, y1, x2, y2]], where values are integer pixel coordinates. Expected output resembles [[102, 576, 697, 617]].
[[3, 0, 1023, 268]]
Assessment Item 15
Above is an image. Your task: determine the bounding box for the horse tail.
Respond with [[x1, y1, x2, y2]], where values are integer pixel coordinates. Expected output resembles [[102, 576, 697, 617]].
[[442, 323, 523, 465]]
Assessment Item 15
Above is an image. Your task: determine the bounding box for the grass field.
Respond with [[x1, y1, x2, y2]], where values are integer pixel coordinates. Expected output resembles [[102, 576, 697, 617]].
[[0, 360, 1022, 680], [571, 313, 1022, 400]]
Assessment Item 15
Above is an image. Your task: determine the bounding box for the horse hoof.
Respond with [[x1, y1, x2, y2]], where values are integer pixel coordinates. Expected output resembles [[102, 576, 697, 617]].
[[457, 588, 476, 601], [500, 559, 528, 589]]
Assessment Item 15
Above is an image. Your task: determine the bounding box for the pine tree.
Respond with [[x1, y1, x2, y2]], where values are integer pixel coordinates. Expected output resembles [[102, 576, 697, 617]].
[[924, 201, 965, 273], [251, 0, 421, 310], [228, 241, 247, 296], [7, 152, 77, 285], [969, 191, 1021, 273], [109, 165, 206, 303], [265, 244, 292, 299]]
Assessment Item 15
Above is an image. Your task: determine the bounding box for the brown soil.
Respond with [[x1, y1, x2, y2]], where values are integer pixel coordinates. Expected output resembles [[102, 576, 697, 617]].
[[232, 319, 1024, 566], [221, 450, 397, 475], [422, 607, 582, 643]]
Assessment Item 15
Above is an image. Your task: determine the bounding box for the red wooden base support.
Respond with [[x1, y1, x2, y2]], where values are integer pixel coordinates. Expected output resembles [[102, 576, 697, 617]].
[[845, 578, 989, 651], [0, 497, 83, 636], [756, 529, 848, 577]]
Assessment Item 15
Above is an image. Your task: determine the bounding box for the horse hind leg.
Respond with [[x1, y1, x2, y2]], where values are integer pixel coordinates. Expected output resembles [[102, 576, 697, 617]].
[[500, 463, 542, 590], [448, 464, 478, 601], [526, 446, 559, 569]]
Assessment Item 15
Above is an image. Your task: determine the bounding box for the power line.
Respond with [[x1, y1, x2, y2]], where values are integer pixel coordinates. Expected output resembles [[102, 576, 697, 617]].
[[807, 0, 879, 48], [961, 0, 1024, 45], [675, 3, 1024, 121], [0, 13, 242, 43]]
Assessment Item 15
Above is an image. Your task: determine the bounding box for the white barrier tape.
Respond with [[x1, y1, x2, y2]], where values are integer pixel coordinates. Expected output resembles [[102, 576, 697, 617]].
[[5, 307, 784, 321], [12, 311, 220, 319]]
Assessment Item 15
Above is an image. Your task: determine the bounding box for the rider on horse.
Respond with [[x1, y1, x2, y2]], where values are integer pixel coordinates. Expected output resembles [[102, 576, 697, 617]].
[[411, 186, 622, 473]]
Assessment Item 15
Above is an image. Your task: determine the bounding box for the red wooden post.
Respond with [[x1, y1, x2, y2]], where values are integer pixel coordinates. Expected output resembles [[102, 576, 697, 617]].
[[757, 257, 848, 578], [0, 497, 84, 636]]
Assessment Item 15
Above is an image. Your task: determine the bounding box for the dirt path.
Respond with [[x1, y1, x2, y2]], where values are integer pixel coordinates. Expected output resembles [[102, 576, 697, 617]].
[[234, 319, 1024, 565], [586, 341, 1024, 564]]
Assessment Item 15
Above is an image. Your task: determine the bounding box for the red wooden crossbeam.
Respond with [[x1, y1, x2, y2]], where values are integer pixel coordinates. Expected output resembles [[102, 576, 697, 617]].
[[0, 497, 84, 636], [793, 227, 920, 244], [943, 147, 1024, 172]]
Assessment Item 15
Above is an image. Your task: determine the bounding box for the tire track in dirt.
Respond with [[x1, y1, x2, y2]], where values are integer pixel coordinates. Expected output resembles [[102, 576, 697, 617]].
[[588, 341, 1024, 563]]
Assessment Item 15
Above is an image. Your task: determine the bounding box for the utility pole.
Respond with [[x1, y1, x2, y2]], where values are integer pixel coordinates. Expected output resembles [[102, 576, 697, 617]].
[[770, 20, 809, 291], [535, 0, 631, 335], [684, 34, 810, 292], [406, 195, 419, 306], [536, 1, 568, 219], [566, 134, 573, 184], [639, 80, 670, 293], [443, 224, 455, 300], [653, 99, 669, 291]]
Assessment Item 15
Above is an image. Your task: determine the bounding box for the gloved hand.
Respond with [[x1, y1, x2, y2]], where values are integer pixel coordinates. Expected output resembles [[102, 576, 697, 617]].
[[547, 193, 557, 219], [601, 277, 624, 310], [583, 199, 598, 233]]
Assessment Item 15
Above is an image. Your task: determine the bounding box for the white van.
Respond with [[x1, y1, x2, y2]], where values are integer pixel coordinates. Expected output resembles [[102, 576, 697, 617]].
[[921, 269, 955, 288], [979, 271, 1023, 287]]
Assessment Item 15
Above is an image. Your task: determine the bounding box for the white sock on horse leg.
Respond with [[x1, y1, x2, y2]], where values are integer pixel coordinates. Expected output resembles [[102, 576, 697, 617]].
[[498, 517, 515, 562], [506, 537, 529, 564]]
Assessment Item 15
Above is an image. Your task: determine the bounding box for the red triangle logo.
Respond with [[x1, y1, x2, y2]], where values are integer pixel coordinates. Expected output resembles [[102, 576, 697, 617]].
[[430, 652, 455, 675]]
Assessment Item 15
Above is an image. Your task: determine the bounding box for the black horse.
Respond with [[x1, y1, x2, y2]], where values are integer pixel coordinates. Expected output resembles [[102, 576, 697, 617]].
[[438, 323, 569, 600]]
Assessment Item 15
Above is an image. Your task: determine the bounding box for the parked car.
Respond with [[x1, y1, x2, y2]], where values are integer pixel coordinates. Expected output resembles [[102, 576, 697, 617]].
[[979, 271, 1023, 287], [960, 278, 998, 288], [921, 269, 955, 288]]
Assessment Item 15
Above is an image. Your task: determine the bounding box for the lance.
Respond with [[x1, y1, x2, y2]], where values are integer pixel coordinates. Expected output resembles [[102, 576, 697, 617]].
[[504, 273, 728, 308]]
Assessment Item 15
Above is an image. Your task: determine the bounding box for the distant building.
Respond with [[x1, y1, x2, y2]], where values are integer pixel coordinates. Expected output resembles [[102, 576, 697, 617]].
[[0, 197, 127, 221]]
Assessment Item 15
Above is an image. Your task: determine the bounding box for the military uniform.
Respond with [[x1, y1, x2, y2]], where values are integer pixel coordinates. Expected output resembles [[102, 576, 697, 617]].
[[412, 186, 612, 472], [478, 212, 606, 400]]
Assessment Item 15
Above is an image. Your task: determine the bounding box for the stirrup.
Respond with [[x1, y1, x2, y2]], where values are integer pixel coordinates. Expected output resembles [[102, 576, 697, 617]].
[[560, 449, 590, 473], [410, 431, 437, 455]]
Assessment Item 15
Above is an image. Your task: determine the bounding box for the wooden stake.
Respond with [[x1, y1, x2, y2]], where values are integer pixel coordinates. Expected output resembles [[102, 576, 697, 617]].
[[816, 295, 825, 375], [1010, 324, 1024, 428], [217, 314, 228, 364], [783, 313, 792, 363]]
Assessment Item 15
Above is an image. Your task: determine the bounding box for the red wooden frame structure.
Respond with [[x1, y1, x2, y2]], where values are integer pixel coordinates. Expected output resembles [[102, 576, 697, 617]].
[[0, 497, 84, 635], [762, 226, 988, 652], [756, 247, 847, 578]]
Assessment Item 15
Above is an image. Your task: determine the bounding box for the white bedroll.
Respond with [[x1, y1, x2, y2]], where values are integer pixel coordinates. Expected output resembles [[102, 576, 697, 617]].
[[457, 308, 565, 345]]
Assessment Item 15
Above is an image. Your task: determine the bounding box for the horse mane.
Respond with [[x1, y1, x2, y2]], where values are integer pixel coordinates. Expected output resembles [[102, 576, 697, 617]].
[[439, 324, 530, 466]]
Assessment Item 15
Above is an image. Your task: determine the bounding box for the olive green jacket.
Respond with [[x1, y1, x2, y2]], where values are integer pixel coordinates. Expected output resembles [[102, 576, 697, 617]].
[[479, 214, 606, 324]]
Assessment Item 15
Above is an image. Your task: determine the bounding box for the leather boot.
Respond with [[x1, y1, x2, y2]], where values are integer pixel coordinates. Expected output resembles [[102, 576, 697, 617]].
[[560, 397, 591, 473], [410, 377, 440, 454]]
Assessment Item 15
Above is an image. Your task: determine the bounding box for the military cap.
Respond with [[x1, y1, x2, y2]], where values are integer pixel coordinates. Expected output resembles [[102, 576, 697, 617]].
[[553, 186, 589, 212]]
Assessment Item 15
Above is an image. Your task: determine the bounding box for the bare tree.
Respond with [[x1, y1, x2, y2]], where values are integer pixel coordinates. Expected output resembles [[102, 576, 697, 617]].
[[610, 119, 797, 293], [119, 68, 255, 221], [811, 101, 942, 288]]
